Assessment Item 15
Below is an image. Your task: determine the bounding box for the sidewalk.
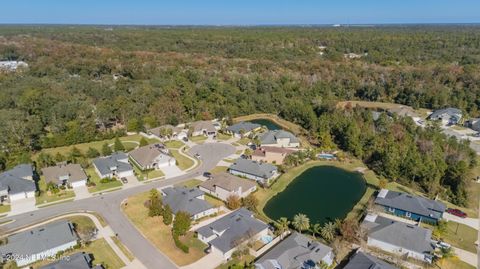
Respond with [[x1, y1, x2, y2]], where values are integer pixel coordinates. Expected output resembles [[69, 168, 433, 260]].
[[452, 246, 478, 268]]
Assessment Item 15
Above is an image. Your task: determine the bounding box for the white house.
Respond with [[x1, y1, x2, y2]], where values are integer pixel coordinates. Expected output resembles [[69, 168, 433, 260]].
[[0, 164, 36, 202], [129, 143, 175, 170], [258, 130, 300, 148], [198, 172, 257, 201]]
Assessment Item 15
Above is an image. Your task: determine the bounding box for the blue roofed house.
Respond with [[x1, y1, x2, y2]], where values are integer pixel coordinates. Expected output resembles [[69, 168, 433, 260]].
[[92, 152, 134, 179], [226, 122, 262, 138], [0, 220, 78, 267], [428, 107, 462, 125], [196, 208, 269, 260], [362, 213, 435, 263], [0, 164, 36, 202], [255, 232, 334, 269], [160, 186, 218, 220], [229, 158, 279, 185], [374, 189, 446, 223]]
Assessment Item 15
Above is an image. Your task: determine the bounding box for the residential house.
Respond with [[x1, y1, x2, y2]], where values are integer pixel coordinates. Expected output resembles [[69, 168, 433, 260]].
[[428, 107, 462, 125], [226, 122, 262, 138], [0, 61, 28, 72], [0, 220, 78, 267], [0, 164, 36, 202], [229, 159, 279, 185], [198, 172, 257, 201], [92, 152, 134, 179], [196, 208, 269, 259], [190, 120, 217, 137], [148, 124, 188, 141], [374, 189, 446, 223], [40, 252, 103, 269], [41, 163, 88, 188], [160, 186, 218, 220], [255, 232, 334, 269], [362, 213, 435, 263], [259, 130, 300, 148], [343, 250, 398, 269], [129, 143, 175, 170], [252, 146, 296, 165], [465, 118, 480, 132]]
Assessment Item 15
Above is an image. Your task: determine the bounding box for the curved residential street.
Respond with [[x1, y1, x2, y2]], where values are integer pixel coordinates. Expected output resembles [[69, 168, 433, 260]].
[[0, 142, 236, 269]]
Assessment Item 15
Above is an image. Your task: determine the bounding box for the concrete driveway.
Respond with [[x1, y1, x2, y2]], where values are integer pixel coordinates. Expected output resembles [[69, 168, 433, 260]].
[[160, 165, 184, 178], [122, 175, 141, 188], [9, 197, 37, 216], [73, 185, 92, 200], [180, 250, 224, 269], [444, 213, 479, 230]]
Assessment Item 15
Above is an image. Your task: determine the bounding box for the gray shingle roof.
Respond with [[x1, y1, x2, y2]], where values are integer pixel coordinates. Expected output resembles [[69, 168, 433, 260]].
[[255, 232, 332, 269], [428, 107, 462, 120], [128, 144, 170, 169], [39, 252, 101, 269], [199, 173, 257, 193], [92, 152, 132, 176], [196, 208, 268, 253], [374, 189, 446, 220], [42, 164, 87, 185], [229, 159, 277, 180], [227, 122, 261, 134], [259, 130, 299, 145], [0, 164, 35, 195], [343, 251, 398, 269], [362, 214, 434, 254], [0, 220, 78, 258], [161, 187, 214, 216], [191, 121, 216, 133]]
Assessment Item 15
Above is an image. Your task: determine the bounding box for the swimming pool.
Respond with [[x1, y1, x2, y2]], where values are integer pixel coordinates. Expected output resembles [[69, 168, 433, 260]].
[[261, 235, 273, 244], [317, 153, 336, 160]]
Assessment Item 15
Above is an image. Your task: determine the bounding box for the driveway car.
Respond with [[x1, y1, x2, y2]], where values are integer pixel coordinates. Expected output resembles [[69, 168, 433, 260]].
[[446, 208, 467, 218], [120, 177, 128, 184]]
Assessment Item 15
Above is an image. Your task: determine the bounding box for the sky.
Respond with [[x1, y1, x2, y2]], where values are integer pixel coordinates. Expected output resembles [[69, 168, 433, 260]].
[[1, 0, 479, 25]]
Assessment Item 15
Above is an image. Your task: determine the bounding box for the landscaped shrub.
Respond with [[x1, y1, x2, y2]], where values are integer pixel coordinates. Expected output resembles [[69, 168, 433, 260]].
[[172, 233, 189, 253], [99, 177, 115, 184]]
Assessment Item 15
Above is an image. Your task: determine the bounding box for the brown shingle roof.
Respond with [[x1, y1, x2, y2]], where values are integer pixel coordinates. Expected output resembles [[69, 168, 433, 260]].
[[200, 172, 257, 193], [41, 163, 87, 185]]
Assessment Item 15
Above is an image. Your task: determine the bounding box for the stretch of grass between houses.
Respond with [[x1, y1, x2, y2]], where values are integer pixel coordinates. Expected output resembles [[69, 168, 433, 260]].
[[170, 149, 194, 170]]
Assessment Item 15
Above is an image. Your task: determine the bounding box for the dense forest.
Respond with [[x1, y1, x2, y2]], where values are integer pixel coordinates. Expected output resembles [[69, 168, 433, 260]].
[[0, 25, 479, 204]]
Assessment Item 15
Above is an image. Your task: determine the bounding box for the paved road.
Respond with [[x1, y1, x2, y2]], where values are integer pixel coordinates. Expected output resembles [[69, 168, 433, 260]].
[[1, 142, 235, 269]]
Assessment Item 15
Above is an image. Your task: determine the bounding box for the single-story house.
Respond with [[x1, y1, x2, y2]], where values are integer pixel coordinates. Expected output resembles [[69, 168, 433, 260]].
[[229, 159, 279, 185], [160, 186, 218, 220], [190, 120, 217, 137], [40, 252, 104, 269], [255, 232, 334, 269], [129, 143, 175, 170], [148, 124, 188, 141], [428, 107, 462, 125], [198, 172, 257, 201], [41, 163, 88, 188], [252, 146, 296, 165], [374, 189, 446, 223], [343, 250, 398, 269], [362, 213, 435, 263], [0, 220, 78, 267], [0, 164, 36, 202], [259, 130, 300, 148], [465, 118, 480, 132], [196, 208, 269, 260], [92, 152, 134, 179], [226, 122, 262, 138]]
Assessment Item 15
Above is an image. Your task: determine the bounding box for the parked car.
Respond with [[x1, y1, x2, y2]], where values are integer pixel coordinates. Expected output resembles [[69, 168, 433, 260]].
[[203, 172, 212, 178], [446, 208, 467, 218], [436, 241, 452, 249], [182, 137, 188, 142], [120, 177, 128, 184], [194, 153, 201, 159]]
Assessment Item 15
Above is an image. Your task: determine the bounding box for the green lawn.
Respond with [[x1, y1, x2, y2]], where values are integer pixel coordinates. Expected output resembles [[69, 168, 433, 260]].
[[438, 257, 476, 269], [216, 255, 254, 269], [146, 169, 165, 179], [209, 166, 228, 174], [235, 149, 243, 155], [112, 236, 135, 261], [190, 135, 207, 143], [170, 149, 194, 170], [85, 166, 123, 193], [0, 204, 11, 214], [35, 176, 76, 205], [176, 179, 203, 188], [165, 140, 185, 149], [430, 221, 478, 253], [205, 194, 225, 208], [216, 133, 232, 141], [237, 137, 251, 145]]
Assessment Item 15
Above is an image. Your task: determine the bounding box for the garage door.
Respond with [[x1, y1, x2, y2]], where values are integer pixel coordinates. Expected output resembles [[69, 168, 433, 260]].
[[71, 180, 87, 188], [117, 170, 134, 178]]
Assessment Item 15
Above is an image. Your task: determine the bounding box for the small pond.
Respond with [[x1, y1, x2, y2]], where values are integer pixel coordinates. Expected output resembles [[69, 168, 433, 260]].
[[264, 166, 366, 225], [249, 119, 282, 130]]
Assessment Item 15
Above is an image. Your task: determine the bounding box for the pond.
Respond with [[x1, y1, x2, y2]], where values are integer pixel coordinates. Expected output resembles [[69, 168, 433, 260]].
[[264, 166, 366, 225], [249, 118, 282, 130]]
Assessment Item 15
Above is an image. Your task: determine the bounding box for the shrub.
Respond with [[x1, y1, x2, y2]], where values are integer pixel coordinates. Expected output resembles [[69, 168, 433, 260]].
[[172, 233, 189, 253]]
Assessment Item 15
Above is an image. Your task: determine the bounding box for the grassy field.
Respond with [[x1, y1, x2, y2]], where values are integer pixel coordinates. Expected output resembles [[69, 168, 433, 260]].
[[176, 179, 203, 188], [85, 166, 123, 193], [437, 257, 476, 269], [121, 191, 207, 266], [165, 140, 185, 149], [35, 177, 76, 205], [210, 166, 228, 174], [336, 100, 431, 118], [216, 133, 232, 141], [34, 134, 159, 159], [112, 236, 135, 261], [427, 221, 478, 253], [170, 149, 194, 170], [0, 204, 11, 214], [190, 135, 207, 143]]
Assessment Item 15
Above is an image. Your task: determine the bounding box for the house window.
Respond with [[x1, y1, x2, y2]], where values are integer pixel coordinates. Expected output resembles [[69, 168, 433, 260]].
[[406, 212, 412, 218], [388, 207, 395, 213]]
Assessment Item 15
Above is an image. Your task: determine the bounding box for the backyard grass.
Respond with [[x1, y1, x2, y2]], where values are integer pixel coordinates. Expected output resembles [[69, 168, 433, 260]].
[[170, 149, 194, 170], [210, 166, 228, 174], [85, 167, 122, 193], [176, 179, 203, 188], [205, 194, 225, 208], [35, 176, 76, 205], [216, 254, 255, 269], [165, 140, 185, 149], [189, 135, 207, 143], [0, 204, 11, 214], [111, 236, 135, 261], [121, 191, 207, 266]]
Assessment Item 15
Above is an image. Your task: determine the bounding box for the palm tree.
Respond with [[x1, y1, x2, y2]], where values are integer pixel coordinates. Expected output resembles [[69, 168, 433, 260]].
[[292, 214, 310, 233], [275, 217, 290, 238], [320, 222, 337, 243], [310, 223, 321, 239]]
